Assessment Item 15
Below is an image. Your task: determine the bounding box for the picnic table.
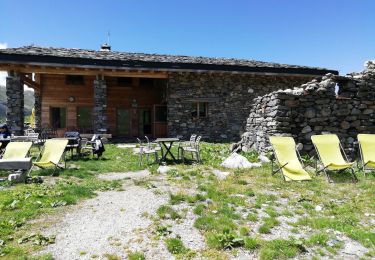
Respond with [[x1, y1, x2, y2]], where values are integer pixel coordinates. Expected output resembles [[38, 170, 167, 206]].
[[155, 137, 180, 162]]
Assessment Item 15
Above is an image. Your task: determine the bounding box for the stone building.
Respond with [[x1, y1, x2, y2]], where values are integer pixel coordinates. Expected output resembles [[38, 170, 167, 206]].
[[0, 45, 336, 140], [241, 60, 375, 156]]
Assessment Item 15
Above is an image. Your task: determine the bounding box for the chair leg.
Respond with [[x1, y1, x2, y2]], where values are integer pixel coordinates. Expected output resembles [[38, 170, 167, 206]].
[[324, 170, 333, 183], [350, 168, 358, 183], [155, 151, 158, 163], [139, 153, 143, 166]]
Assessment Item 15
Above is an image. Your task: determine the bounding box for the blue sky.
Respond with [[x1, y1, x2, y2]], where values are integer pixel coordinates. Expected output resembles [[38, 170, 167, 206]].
[[0, 0, 374, 76]]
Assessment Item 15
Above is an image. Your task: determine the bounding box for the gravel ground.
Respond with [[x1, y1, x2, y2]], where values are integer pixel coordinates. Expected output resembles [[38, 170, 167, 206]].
[[34, 169, 370, 260], [38, 171, 171, 260]]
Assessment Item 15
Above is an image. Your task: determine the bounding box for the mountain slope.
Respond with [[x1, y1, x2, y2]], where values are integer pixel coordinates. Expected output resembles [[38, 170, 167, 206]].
[[0, 85, 35, 120]]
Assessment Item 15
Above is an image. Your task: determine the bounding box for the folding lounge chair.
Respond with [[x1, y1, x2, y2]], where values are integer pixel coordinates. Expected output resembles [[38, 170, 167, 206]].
[[357, 134, 375, 176], [0, 142, 33, 171], [269, 136, 312, 181], [33, 139, 69, 173], [311, 134, 357, 182]]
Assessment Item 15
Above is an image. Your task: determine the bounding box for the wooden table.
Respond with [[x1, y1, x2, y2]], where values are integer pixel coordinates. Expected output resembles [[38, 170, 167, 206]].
[[155, 138, 180, 162]]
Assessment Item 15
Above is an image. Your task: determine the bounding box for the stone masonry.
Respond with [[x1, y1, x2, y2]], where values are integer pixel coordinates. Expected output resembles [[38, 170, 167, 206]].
[[34, 90, 42, 130], [167, 72, 314, 142], [93, 79, 108, 133], [6, 73, 24, 135], [241, 61, 375, 157]]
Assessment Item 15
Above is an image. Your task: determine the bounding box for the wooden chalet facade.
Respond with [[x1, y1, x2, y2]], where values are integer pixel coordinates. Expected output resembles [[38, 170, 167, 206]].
[[0, 46, 338, 141]]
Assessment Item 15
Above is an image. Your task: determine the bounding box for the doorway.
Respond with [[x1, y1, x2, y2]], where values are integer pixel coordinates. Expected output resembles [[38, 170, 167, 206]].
[[116, 108, 131, 136], [139, 108, 152, 136]]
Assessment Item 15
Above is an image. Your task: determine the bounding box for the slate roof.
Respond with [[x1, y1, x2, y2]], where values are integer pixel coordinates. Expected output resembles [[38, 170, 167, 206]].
[[0, 46, 338, 75]]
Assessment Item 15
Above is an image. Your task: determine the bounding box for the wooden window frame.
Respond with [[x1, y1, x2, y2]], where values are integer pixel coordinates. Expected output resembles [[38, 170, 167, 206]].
[[192, 102, 208, 119]]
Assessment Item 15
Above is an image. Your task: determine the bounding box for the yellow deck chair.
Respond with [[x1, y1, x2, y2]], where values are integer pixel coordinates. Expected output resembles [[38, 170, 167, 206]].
[[1, 142, 32, 159], [269, 136, 312, 181], [0, 142, 33, 172], [33, 139, 69, 172], [358, 134, 375, 175], [311, 134, 357, 182]]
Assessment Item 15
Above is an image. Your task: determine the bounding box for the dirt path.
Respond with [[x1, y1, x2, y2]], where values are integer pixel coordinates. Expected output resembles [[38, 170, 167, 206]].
[[38, 171, 172, 259]]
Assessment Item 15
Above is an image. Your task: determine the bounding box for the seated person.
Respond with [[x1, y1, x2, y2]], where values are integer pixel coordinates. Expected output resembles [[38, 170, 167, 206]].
[[0, 124, 11, 151]]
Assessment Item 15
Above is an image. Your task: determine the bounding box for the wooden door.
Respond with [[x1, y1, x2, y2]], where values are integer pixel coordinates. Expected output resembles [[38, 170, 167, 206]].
[[116, 108, 131, 136], [139, 108, 152, 136]]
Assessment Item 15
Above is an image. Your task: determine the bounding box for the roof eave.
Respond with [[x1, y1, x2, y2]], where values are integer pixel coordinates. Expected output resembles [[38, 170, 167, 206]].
[[0, 53, 339, 76]]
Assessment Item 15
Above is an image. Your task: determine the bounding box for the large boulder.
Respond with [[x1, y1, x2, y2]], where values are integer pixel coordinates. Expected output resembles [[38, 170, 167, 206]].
[[221, 153, 253, 169]]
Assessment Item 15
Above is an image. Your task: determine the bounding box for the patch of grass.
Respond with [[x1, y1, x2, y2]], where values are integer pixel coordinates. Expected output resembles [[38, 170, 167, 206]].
[[154, 225, 171, 237], [264, 206, 280, 218], [156, 205, 181, 220], [281, 209, 294, 217], [193, 203, 206, 215], [296, 217, 375, 248], [206, 229, 244, 249], [244, 237, 261, 250], [258, 217, 280, 234], [254, 193, 277, 209], [127, 251, 145, 260], [306, 232, 330, 247], [246, 213, 259, 222], [239, 226, 250, 236], [194, 214, 237, 233], [165, 238, 189, 254], [103, 253, 122, 260], [259, 239, 302, 260], [169, 193, 188, 205]]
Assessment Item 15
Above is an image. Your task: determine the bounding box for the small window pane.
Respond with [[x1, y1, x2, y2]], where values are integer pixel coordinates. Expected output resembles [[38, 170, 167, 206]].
[[51, 107, 66, 128], [199, 103, 207, 117], [191, 103, 198, 118]]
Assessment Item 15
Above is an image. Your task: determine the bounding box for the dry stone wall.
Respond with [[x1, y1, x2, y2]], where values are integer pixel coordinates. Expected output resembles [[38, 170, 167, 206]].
[[6, 74, 24, 135], [241, 61, 375, 156], [167, 72, 313, 141]]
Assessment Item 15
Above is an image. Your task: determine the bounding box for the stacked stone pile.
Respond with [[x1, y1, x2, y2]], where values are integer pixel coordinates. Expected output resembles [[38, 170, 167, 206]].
[[241, 60, 375, 156]]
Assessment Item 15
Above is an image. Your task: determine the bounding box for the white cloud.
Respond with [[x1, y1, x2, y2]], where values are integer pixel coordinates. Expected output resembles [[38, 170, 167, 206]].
[[0, 43, 7, 86]]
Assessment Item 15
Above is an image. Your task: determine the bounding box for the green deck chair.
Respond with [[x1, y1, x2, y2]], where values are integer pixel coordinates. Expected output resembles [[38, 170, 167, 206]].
[[269, 136, 312, 181], [33, 139, 69, 172], [2, 142, 32, 159], [357, 134, 375, 175], [311, 134, 357, 182]]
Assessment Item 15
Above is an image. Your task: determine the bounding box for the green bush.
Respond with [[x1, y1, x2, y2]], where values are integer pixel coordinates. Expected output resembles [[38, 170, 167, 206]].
[[165, 238, 188, 254], [128, 251, 145, 260], [206, 229, 244, 249]]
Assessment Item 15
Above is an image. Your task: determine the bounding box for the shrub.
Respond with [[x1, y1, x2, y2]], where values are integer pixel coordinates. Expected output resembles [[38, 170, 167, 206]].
[[165, 238, 188, 254], [244, 237, 261, 250], [206, 229, 244, 249], [128, 251, 145, 260]]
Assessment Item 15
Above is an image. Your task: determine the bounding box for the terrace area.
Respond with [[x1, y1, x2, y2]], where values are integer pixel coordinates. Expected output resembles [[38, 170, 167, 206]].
[[0, 141, 374, 259]]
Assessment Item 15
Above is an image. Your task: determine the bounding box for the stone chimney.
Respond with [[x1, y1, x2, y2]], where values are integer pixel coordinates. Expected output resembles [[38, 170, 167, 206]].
[[100, 43, 111, 52]]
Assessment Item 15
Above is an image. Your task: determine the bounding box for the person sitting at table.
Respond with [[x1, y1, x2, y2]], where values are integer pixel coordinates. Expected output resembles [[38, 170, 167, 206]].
[[0, 124, 12, 151]]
